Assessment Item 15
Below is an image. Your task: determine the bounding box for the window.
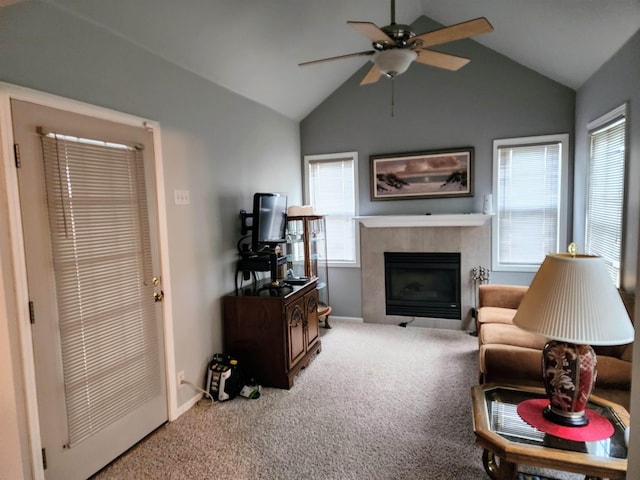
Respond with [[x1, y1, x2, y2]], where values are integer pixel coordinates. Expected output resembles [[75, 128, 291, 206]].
[[304, 152, 359, 266], [585, 104, 627, 287], [492, 134, 569, 272]]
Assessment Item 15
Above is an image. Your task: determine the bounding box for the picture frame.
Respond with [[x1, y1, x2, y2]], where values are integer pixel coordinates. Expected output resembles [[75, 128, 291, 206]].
[[370, 147, 474, 201]]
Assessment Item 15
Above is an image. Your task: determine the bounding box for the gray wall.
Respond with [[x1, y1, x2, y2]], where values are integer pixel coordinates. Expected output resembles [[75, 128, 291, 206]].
[[301, 16, 576, 317], [574, 28, 640, 478], [574, 29, 640, 295], [0, 0, 301, 438]]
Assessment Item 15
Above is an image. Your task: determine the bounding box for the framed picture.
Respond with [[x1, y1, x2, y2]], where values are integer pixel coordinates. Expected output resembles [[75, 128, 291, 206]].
[[370, 147, 474, 200]]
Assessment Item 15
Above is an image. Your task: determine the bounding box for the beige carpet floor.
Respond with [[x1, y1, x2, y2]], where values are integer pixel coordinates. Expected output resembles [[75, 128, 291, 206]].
[[91, 319, 585, 480]]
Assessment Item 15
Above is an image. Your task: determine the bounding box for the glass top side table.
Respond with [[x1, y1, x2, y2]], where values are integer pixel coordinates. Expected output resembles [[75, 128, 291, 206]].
[[471, 384, 629, 480]]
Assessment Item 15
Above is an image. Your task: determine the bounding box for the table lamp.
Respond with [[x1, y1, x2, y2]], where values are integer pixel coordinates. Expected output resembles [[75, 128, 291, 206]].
[[512, 245, 635, 427]]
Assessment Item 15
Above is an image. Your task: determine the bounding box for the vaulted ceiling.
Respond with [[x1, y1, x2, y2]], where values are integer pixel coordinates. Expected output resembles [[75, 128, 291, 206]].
[[43, 0, 640, 120]]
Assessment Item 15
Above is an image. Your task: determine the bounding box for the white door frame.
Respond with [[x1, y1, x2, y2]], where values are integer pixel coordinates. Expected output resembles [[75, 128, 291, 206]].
[[0, 82, 177, 479]]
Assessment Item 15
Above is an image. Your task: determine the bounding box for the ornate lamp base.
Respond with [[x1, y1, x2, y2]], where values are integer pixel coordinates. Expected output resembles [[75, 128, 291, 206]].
[[542, 404, 589, 427], [541, 341, 597, 427]]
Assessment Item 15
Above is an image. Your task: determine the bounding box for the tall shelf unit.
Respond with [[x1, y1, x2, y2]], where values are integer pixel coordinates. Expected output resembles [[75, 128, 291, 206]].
[[286, 215, 332, 328]]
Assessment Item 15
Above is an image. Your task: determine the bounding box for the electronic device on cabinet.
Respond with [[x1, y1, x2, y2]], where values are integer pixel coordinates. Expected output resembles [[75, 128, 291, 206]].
[[237, 193, 288, 291]]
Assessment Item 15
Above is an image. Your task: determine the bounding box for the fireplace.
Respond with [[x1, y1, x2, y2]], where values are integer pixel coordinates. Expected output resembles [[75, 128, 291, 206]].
[[384, 252, 461, 319], [360, 218, 490, 329]]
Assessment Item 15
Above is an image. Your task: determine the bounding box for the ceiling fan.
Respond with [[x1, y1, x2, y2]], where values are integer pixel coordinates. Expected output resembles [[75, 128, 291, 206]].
[[299, 0, 494, 85]]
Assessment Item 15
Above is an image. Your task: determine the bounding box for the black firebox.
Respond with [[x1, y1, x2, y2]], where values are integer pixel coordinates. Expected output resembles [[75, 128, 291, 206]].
[[384, 252, 461, 319]]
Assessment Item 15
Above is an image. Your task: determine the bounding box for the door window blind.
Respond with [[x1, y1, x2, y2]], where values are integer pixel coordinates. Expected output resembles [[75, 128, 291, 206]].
[[40, 131, 161, 447], [496, 142, 562, 269], [307, 154, 357, 264], [585, 117, 626, 286]]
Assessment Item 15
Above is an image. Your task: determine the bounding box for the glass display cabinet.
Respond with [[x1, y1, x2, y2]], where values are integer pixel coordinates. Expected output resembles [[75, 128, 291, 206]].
[[286, 215, 331, 328]]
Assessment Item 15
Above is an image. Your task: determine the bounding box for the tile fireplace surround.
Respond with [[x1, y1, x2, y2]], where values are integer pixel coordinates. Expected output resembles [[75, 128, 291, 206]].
[[358, 214, 491, 330]]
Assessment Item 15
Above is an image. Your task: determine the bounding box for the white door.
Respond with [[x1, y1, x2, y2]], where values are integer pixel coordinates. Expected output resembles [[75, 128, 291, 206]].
[[12, 99, 167, 480]]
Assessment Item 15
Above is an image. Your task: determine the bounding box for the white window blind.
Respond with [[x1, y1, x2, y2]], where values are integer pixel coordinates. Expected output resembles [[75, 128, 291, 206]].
[[305, 152, 358, 265], [40, 132, 161, 447], [586, 115, 626, 286], [493, 135, 567, 271]]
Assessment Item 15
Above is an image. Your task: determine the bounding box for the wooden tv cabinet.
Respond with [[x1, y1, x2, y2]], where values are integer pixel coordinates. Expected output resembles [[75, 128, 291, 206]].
[[223, 278, 321, 389]]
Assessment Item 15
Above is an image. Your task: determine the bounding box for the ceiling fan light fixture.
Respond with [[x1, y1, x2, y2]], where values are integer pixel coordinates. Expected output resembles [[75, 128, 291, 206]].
[[373, 49, 417, 78]]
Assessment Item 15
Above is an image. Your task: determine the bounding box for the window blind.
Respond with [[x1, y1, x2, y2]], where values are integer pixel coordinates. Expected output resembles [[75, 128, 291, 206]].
[[307, 156, 356, 263], [586, 117, 626, 286], [496, 142, 561, 267], [40, 132, 161, 447]]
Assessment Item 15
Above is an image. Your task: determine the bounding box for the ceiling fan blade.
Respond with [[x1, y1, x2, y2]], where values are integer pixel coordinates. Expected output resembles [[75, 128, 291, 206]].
[[409, 17, 493, 48], [415, 49, 470, 71], [347, 21, 396, 46], [299, 50, 375, 66], [360, 64, 382, 85]]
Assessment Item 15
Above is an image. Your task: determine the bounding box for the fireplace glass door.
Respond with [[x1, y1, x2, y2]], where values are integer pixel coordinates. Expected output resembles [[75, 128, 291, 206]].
[[384, 252, 461, 319]]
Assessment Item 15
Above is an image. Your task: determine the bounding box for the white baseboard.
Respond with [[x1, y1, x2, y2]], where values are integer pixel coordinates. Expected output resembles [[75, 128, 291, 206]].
[[405, 317, 464, 330], [330, 316, 465, 330], [174, 392, 203, 419], [329, 316, 363, 323]]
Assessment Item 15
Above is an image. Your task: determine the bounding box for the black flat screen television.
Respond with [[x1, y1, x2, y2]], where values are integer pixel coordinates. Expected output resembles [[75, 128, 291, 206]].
[[251, 192, 288, 253]]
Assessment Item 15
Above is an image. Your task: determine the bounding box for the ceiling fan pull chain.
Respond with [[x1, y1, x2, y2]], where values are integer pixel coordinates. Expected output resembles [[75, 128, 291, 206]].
[[391, 79, 395, 117]]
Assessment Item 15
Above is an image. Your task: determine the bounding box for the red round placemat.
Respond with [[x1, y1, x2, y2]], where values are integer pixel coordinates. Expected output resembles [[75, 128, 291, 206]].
[[517, 399, 614, 442]]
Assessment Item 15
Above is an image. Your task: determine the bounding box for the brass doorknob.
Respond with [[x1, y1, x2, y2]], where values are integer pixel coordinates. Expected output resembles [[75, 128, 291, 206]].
[[154, 291, 164, 302]]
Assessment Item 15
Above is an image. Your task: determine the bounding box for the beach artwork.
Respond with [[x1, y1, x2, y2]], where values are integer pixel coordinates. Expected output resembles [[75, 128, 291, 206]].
[[371, 148, 473, 200]]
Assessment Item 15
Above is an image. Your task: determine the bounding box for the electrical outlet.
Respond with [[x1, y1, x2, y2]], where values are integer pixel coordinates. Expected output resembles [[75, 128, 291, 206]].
[[177, 370, 185, 388]]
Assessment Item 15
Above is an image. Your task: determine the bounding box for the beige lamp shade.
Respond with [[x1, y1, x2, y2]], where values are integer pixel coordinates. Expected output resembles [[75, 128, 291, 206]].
[[513, 253, 635, 345]]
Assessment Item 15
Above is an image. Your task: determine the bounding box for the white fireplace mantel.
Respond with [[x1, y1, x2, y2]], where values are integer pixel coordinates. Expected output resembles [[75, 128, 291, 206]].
[[355, 213, 493, 228]]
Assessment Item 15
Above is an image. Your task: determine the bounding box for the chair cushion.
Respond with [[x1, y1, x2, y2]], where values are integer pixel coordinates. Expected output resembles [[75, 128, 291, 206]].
[[479, 344, 543, 384], [592, 387, 630, 411], [593, 344, 628, 359], [594, 355, 632, 389], [477, 306, 516, 327], [479, 323, 548, 350], [621, 343, 633, 362]]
